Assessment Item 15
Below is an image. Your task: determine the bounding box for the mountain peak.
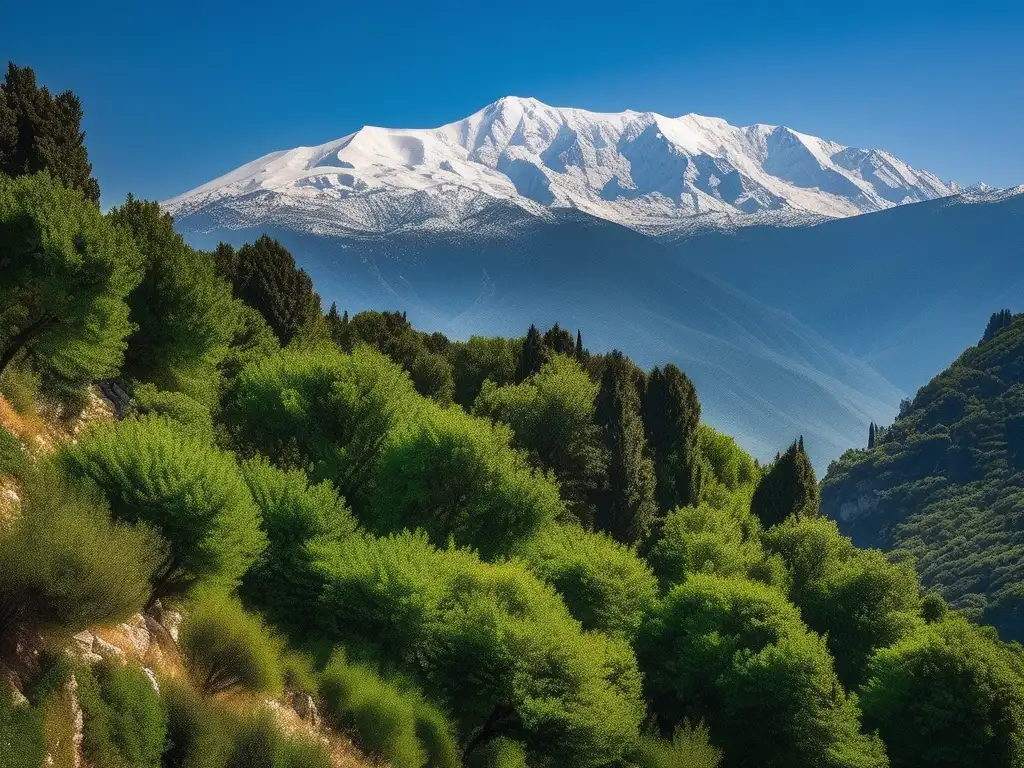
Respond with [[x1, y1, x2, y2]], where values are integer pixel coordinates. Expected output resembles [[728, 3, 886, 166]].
[[164, 98, 966, 237]]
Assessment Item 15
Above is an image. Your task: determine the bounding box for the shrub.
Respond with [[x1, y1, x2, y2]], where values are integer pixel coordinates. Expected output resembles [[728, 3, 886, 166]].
[[319, 655, 424, 768], [131, 382, 214, 441], [414, 699, 460, 768], [179, 592, 283, 697], [162, 679, 235, 768], [76, 660, 167, 768], [0, 688, 45, 768], [0, 364, 40, 415], [371, 403, 564, 559], [227, 709, 286, 768], [0, 424, 27, 478], [465, 738, 528, 768], [0, 464, 160, 648], [239, 458, 357, 635], [59, 415, 266, 603], [633, 722, 722, 768], [860, 617, 1024, 768], [519, 522, 658, 638]]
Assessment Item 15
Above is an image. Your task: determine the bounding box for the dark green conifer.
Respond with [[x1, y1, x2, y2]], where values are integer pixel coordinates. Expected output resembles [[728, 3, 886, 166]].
[[576, 329, 584, 359], [643, 364, 703, 510], [516, 324, 549, 382], [751, 437, 820, 528], [981, 308, 1014, 343], [868, 422, 876, 449], [543, 323, 575, 356], [593, 351, 658, 544]]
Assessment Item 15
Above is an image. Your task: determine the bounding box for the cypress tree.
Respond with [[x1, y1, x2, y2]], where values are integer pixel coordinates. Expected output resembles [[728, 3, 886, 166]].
[[751, 438, 820, 528], [593, 351, 658, 544], [543, 323, 575, 356], [576, 329, 584, 359], [516, 324, 548, 382], [981, 309, 1014, 343], [868, 422, 876, 449], [643, 364, 703, 510], [0, 62, 99, 204]]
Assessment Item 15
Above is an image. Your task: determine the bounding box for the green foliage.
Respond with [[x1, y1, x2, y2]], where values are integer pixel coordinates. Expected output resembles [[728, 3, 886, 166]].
[[0, 62, 99, 203], [59, 415, 265, 602], [0, 464, 159, 646], [518, 521, 658, 638], [751, 438, 819, 528], [647, 502, 778, 591], [822, 313, 1024, 641], [162, 679, 235, 768], [179, 591, 283, 697], [474, 354, 607, 522], [0, 171, 141, 386], [764, 516, 923, 687], [224, 344, 420, 508], [451, 335, 518, 408], [76, 660, 167, 768], [982, 308, 1013, 343], [0, 687, 45, 768], [320, 656, 425, 768], [637, 574, 886, 768], [371, 402, 564, 558], [0, 424, 27, 477], [465, 738, 527, 768], [633, 722, 722, 768], [317, 531, 645, 767], [224, 236, 320, 345], [696, 425, 759, 493], [516, 324, 549, 382], [218, 299, 281, 386], [0, 362, 39, 415], [131, 382, 214, 441], [239, 457, 358, 634], [643, 364, 703, 511], [107, 196, 235, 404], [593, 350, 658, 545], [860, 617, 1024, 768]]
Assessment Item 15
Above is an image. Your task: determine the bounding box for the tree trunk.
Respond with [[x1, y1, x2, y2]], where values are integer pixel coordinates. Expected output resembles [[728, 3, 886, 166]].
[[461, 704, 516, 762], [0, 314, 58, 377]]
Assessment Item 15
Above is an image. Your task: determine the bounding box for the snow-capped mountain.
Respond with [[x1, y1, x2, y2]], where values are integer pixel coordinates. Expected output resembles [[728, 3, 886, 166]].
[[164, 96, 959, 237]]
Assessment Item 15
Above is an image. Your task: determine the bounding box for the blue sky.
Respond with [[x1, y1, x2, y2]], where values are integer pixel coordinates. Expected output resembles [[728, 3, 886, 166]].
[[4, 0, 1022, 207]]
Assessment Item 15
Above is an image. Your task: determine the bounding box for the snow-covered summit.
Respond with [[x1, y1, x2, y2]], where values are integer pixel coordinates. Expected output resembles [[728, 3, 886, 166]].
[[164, 96, 962, 236]]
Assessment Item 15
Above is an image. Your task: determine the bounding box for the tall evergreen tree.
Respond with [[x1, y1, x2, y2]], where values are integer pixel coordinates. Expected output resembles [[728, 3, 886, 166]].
[[643, 364, 703, 510], [543, 323, 575, 356], [576, 329, 584, 359], [751, 438, 820, 528], [593, 351, 658, 544], [981, 308, 1014, 343], [231, 235, 320, 345], [868, 422, 876, 449], [0, 62, 99, 204], [516, 324, 549, 383]]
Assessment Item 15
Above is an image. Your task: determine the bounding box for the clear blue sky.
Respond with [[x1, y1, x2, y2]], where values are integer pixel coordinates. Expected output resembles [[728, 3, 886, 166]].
[[4, 0, 1022, 208]]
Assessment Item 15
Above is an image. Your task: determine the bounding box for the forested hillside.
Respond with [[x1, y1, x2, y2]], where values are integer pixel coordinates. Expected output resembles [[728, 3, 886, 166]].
[[4, 61, 1024, 768], [823, 310, 1024, 641]]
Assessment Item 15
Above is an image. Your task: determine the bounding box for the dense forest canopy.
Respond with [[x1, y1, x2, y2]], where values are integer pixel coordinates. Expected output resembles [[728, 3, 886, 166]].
[[823, 310, 1024, 642], [2, 62, 1024, 768]]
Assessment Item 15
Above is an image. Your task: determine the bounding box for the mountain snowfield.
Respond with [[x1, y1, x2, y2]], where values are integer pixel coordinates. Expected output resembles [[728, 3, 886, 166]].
[[164, 96, 961, 236]]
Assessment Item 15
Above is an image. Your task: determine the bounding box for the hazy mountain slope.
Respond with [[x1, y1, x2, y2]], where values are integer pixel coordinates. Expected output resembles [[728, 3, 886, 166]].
[[821, 314, 1024, 641], [673, 187, 1024, 391], [185, 207, 902, 470], [164, 96, 958, 236]]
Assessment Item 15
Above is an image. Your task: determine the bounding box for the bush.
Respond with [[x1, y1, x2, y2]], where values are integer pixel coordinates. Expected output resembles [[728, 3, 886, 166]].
[[465, 738, 527, 768], [633, 722, 722, 768], [179, 592, 283, 697], [76, 660, 167, 768], [319, 655, 425, 768], [414, 699, 460, 768], [0, 364, 40, 416], [162, 679, 235, 768], [371, 403, 564, 559], [131, 382, 214, 441], [519, 522, 658, 638], [59, 415, 266, 603], [860, 617, 1024, 768], [0, 688, 45, 768], [0, 424, 27, 478], [0, 464, 160, 648]]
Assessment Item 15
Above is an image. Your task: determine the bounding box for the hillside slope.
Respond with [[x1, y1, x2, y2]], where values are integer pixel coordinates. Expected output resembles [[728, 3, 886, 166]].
[[821, 313, 1024, 640]]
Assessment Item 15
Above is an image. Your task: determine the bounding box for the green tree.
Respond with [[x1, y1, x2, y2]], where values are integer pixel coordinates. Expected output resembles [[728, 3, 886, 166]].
[[751, 438, 819, 528], [860, 617, 1024, 768], [0, 172, 141, 384], [371, 404, 563, 559], [473, 355, 607, 521], [637, 574, 887, 768], [224, 345, 421, 509], [58, 415, 266, 605], [451, 336, 518, 408], [518, 522, 658, 638], [0, 62, 99, 203], [593, 351, 658, 544], [230, 235, 320, 345], [515, 324, 548, 382], [107, 196, 235, 404], [644, 364, 703, 510], [542, 323, 575, 356], [239, 458, 358, 635]]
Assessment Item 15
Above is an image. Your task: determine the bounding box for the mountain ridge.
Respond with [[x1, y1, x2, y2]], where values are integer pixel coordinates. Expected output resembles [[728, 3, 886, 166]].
[[164, 95, 965, 237]]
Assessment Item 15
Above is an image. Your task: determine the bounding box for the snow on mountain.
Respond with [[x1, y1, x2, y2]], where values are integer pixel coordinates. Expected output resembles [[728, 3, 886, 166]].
[[164, 96, 960, 236]]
